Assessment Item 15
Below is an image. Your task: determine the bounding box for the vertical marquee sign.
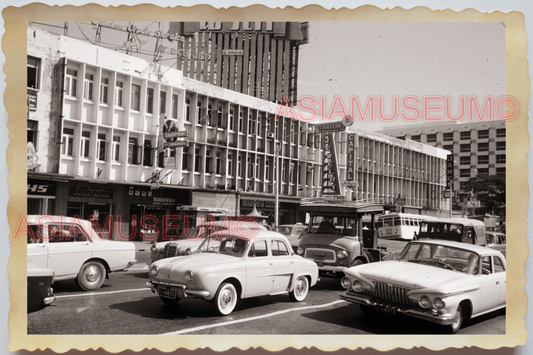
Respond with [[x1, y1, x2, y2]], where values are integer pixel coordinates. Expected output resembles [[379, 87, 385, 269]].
[[346, 133, 356, 182], [321, 133, 341, 195], [446, 154, 454, 190]]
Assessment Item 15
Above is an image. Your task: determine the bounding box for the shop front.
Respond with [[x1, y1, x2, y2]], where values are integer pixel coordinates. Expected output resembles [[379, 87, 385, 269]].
[[239, 196, 301, 226], [27, 178, 57, 215]]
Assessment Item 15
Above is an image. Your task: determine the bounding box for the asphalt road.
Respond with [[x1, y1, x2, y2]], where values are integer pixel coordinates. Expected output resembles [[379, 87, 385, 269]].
[[27, 247, 506, 335]]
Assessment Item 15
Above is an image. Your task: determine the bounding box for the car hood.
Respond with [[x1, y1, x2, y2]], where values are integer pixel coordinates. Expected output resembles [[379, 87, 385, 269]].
[[155, 252, 241, 274], [346, 261, 473, 291], [300, 233, 355, 251]]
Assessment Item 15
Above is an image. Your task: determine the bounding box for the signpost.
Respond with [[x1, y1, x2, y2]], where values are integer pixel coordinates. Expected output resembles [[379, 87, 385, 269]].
[[164, 140, 189, 148]]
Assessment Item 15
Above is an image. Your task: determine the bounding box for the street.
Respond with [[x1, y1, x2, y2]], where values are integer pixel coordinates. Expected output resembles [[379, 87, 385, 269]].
[[27, 244, 505, 335]]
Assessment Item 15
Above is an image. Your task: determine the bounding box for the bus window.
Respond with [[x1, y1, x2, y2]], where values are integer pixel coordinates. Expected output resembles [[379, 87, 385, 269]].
[[394, 217, 401, 226]]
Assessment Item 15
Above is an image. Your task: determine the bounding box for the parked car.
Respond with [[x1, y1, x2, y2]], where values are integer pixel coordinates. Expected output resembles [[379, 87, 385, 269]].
[[340, 239, 506, 334], [27, 215, 137, 291], [274, 223, 308, 252], [150, 219, 268, 264], [486, 232, 506, 257], [147, 230, 319, 315], [27, 261, 56, 312]]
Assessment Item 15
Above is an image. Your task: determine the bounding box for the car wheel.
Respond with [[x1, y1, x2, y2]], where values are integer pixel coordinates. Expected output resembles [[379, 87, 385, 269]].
[[213, 282, 238, 316], [446, 305, 464, 334], [289, 276, 309, 302], [160, 296, 181, 306], [77, 261, 106, 291], [360, 304, 376, 315]]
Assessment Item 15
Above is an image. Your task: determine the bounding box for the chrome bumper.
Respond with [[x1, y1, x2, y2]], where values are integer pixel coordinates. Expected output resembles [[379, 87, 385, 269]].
[[146, 281, 210, 298], [125, 260, 137, 269], [43, 295, 56, 306], [317, 264, 347, 272], [340, 291, 455, 326]]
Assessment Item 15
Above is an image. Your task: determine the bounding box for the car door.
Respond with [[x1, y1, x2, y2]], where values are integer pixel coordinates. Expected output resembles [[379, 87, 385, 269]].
[[243, 239, 274, 298], [270, 239, 295, 293], [27, 223, 48, 268], [476, 255, 504, 313], [493, 255, 506, 306], [46, 222, 94, 280]]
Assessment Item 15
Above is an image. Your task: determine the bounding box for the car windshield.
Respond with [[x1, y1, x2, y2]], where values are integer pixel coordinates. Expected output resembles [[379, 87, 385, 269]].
[[197, 235, 248, 257], [309, 215, 357, 236], [399, 242, 481, 274]]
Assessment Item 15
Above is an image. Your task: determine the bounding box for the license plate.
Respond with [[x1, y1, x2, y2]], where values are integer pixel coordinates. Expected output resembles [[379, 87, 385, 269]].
[[378, 306, 396, 314], [159, 288, 176, 299]]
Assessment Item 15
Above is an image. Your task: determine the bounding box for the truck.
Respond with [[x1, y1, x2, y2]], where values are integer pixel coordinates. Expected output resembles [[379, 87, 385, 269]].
[[296, 198, 402, 275]]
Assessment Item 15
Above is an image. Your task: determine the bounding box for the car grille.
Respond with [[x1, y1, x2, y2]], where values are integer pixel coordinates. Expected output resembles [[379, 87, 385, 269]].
[[367, 281, 413, 306], [163, 243, 180, 258], [304, 248, 336, 263]]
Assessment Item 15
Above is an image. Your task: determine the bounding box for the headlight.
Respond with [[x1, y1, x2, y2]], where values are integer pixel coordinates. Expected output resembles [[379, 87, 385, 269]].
[[150, 244, 158, 253], [340, 277, 351, 289], [185, 248, 192, 255], [150, 265, 159, 278], [184, 271, 194, 283], [337, 250, 348, 259], [297, 247, 304, 255], [419, 296, 431, 308], [352, 280, 364, 292], [434, 298, 445, 309]]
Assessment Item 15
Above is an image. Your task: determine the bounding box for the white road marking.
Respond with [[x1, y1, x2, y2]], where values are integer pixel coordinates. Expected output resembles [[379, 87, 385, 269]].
[[55, 288, 151, 299], [162, 300, 348, 335]]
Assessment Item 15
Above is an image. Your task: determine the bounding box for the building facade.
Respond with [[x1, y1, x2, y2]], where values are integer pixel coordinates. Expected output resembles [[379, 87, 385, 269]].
[[27, 25, 449, 240]]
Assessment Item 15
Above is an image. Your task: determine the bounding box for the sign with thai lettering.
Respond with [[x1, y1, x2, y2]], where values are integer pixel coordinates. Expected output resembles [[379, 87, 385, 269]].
[[321, 133, 341, 195], [316, 121, 346, 133], [446, 154, 454, 190], [164, 141, 189, 148], [69, 186, 113, 199]]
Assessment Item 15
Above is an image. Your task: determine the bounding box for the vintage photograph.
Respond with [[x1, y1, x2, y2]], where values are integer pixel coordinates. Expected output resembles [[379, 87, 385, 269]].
[[5, 4, 529, 353]]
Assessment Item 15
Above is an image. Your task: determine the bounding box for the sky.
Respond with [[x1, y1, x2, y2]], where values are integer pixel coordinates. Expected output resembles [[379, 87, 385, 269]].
[[32, 21, 506, 132]]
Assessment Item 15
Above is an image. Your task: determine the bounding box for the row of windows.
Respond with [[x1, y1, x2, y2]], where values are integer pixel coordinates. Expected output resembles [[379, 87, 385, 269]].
[[409, 128, 505, 143], [458, 155, 506, 165], [442, 141, 506, 153]]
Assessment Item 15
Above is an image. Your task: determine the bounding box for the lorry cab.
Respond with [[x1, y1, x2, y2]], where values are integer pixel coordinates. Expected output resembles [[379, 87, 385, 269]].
[[296, 198, 385, 275]]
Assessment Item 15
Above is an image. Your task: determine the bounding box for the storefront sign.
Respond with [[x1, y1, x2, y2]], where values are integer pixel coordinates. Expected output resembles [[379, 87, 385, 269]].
[[316, 122, 346, 133], [27, 179, 56, 196], [241, 199, 276, 209], [69, 186, 113, 199], [27, 89, 37, 111], [346, 133, 356, 182], [127, 186, 189, 207], [321, 133, 341, 195]]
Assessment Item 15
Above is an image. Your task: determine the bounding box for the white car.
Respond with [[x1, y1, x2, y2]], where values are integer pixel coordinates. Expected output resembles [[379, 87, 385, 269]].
[[340, 239, 506, 333], [147, 230, 319, 315], [27, 215, 137, 291]]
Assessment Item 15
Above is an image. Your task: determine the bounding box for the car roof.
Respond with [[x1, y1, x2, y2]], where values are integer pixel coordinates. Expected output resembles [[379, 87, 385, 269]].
[[422, 218, 485, 227], [218, 229, 289, 242], [413, 238, 503, 255], [199, 219, 267, 229]]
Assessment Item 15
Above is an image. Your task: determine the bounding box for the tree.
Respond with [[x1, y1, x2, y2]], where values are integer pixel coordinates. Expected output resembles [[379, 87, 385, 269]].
[[462, 174, 506, 217]]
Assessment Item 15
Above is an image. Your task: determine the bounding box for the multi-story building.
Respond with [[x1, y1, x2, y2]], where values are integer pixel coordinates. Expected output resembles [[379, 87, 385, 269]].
[[378, 121, 506, 225], [27, 25, 449, 240]]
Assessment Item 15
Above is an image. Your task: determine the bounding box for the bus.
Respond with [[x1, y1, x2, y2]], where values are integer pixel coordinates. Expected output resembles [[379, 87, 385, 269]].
[[377, 213, 437, 240]]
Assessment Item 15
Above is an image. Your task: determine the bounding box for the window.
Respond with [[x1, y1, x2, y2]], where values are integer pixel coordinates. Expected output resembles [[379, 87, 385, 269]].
[[248, 114, 255, 135], [396, 136, 405, 141], [443, 132, 454, 141], [238, 155, 243, 177], [216, 152, 222, 175], [194, 148, 201, 172], [28, 120, 38, 148], [477, 155, 489, 165], [143, 140, 153, 166], [478, 130, 489, 139], [229, 107, 235, 130], [460, 156, 471, 165], [206, 150, 213, 174], [427, 134, 436, 143], [115, 81, 123, 107], [496, 155, 506, 164], [496, 141, 505, 151], [271, 240, 289, 256], [460, 144, 471, 153], [160, 91, 167, 115], [256, 157, 260, 179], [27, 56, 40, 89], [265, 160, 270, 180], [494, 256, 505, 273], [478, 142, 489, 152], [227, 153, 233, 176], [460, 131, 471, 140], [185, 98, 191, 122], [172, 94, 178, 119], [197, 101, 203, 124], [217, 106, 224, 127], [83, 73, 94, 101], [65, 68, 78, 98], [460, 169, 470, 178], [181, 147, 189, 170], [496, 128, 506, 138], [496, 167, 506, 175], [249, 240, 268, 257], [62, 127, 74, 156], [97, 133, 106, 161], [146, 88, 154, 114], [247, 156, 254, 178], [128, 138, 140, 164], [100, 78, 109, 104], [411, 135, 420, 142], [477, 168, 489, 175], [443, 145, 453, 152], [207, 104, 214, 126], [112, 136, 120, 162], [131, 84, 141, 111], [80, 131, 91, 158], [239, 111, 244, 132]]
